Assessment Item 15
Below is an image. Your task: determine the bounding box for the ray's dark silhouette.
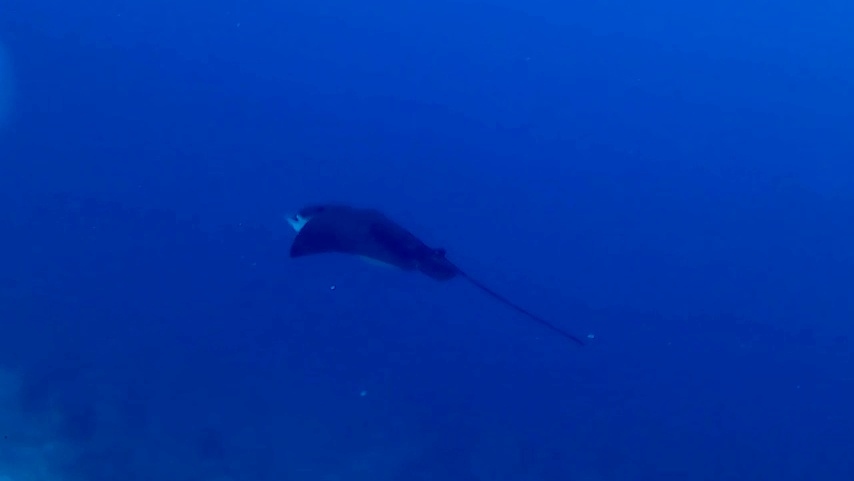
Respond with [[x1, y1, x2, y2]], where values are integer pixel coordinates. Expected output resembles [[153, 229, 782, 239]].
[[287, 204, 586, 346]]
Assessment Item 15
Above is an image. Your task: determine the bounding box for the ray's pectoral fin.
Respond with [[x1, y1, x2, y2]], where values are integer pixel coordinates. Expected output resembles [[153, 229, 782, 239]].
[[289, 221, 340, 258], [368, 221, 429, 260]]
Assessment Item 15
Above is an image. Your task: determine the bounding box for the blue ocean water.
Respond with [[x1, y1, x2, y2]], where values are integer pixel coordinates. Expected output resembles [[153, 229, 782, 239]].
[[1, 0, 852, 479]]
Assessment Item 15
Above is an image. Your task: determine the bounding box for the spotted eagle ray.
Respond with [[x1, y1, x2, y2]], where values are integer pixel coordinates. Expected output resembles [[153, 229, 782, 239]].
[[286, 204, 585, 347]]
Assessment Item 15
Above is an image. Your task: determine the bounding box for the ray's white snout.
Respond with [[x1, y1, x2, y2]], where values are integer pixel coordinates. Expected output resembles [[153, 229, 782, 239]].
[[286, 214, 310, 233]]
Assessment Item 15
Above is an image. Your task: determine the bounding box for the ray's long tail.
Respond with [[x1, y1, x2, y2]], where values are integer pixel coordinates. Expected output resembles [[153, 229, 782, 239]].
[[457, 270, 586, 347]]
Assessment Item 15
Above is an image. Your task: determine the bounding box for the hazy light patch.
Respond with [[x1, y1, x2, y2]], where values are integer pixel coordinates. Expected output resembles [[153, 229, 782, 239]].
[[0, 42, 13, 127], [0, 367, 69, 481]]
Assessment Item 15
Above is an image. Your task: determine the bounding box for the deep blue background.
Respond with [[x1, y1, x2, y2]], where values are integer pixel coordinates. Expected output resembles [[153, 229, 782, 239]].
[[1, 0, 853, 479]]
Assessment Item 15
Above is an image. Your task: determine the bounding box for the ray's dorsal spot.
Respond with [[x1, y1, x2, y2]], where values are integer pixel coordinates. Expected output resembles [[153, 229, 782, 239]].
[[285, 204, 585, 347]]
